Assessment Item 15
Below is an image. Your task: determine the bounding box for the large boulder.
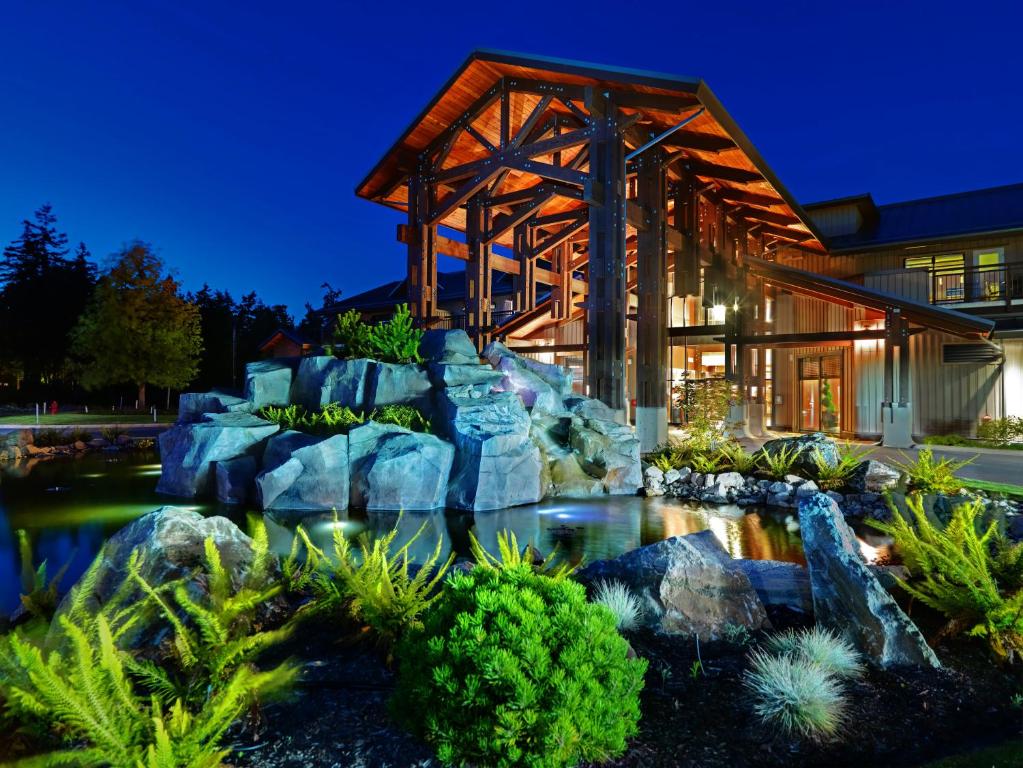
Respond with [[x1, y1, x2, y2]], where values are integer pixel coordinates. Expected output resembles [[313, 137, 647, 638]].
[[261, 429, 320, 471], [570, 417, 642, 495], [215, 455, 258, 505], [531, 415, 603, 498], [726, 559, 813, 614], [157, 413, 279, 497], [848, 459, 901, 494], [290, 356, 372, 411], [256, 433, 350, 512], [177, 391, 252, 423], [577, 531, 769, 639], [490, 354, 566, 414], [51, 507, 268, 648], [243, 359, 297, 410], [760, 432, 838, 476], [440, 390, 544, 511], [0, 428, 33, 462], [564, 395, 616, 422], [798, 492, 941, 668], [419, 329, 480, 365], [366, 362, 433, 412], [483, 341, 573, 395], [348, 421, 454, 510], [427, 362, 504, 397]]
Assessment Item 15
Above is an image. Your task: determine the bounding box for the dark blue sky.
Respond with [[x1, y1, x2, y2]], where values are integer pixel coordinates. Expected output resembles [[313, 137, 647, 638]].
[[1, 1, 1020, 315]]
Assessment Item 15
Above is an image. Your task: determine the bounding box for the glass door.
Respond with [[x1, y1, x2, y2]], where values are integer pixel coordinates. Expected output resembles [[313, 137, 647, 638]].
[[798, 355, 842, 434]]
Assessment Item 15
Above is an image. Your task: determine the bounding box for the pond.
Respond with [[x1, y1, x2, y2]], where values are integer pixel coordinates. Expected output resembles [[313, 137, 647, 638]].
[[0, 451, 892, 615]]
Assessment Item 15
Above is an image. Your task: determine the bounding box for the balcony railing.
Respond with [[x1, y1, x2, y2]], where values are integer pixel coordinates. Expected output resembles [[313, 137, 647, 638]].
[[423, 309, 519, 331], [930, 263, 1023, 305]]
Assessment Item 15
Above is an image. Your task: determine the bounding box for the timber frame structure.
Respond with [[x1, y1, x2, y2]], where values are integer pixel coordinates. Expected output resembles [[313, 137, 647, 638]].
[[357, 50, 995, 449]]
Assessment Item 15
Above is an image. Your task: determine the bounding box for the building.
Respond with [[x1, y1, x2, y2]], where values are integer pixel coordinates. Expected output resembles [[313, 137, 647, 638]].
[[352, 49, 1016, 450]]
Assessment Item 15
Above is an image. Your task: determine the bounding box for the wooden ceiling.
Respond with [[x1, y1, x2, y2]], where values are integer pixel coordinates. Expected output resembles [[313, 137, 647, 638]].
[[356, 50, 827, 254]]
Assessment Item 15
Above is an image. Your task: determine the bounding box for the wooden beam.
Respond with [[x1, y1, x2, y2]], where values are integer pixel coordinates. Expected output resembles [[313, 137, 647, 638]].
[[732, 205, 801, 227], [431, 127, 593, 185], [660, 131, 736, 153], [715, 327, 925, 347], [715, 188, 786, 207], [464, 123, 496, 153], [511, 95, 553, 148], [611, 91, 700, 113], [755, 223, 813, 243], [680, 159, 763, 184], [487, 190, 556, 243], [426, 81, 503, 169], [428, 167, 502, 225], [506, 78, 587, 102], [487, 181, 583, 207], [668, 324, 727, 338], [506, 342, 586, 354], [532, 218, 588, 259]]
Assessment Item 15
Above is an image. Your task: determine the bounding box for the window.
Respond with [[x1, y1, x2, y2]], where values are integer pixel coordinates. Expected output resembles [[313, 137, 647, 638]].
[[904, 253, 965, 303], [974, 248, 1005, 301]]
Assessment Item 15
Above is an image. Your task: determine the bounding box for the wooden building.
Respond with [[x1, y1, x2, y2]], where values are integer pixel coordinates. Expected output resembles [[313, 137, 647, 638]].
[[355, 50, 1009, 449]]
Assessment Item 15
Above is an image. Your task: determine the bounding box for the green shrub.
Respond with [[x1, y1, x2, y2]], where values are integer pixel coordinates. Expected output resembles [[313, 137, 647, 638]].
[[764, 627, 863, 679], [868, 495, 1023, 659], [14, 529, 70, 622], [646, 439, 690, 471], [65, 426, 93, 444], [651, 453, 674, 473], [891, 447, 974, 495], [333, 303, 423, 363], [812, 443, 874, 491], [32, 428, 69, 447], [371, 403, 430, 433], [591, 579, 643, 632], [744, 649, 845, 741], [303, 516, 454, 651], [922, 434, 973, 447], [394, 566, 646, 768], [100, 425, 128, 443], [717, 441, 760, 474], [259, 402, 365, 436], [468, 529, 576, 580], [977, 416, 1023, 446], [759, 444, 801, 480], [690, 451, 727, 474]]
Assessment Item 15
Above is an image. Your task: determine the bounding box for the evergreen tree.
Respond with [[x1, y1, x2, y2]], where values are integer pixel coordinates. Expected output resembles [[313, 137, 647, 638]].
[[0, 205, 95, 391], [71, 241, 201, 408]]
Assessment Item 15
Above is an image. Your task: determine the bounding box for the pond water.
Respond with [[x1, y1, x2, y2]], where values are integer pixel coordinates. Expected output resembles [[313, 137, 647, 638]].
[[0, 451, 892, 615]]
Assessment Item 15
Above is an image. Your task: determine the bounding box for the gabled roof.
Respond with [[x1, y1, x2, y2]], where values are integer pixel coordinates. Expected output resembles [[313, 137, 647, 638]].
[[329, 269, 517, 313], [257, 327, 313, 351], [824, 182, 1023, 252], [356, 49, 826, 252]]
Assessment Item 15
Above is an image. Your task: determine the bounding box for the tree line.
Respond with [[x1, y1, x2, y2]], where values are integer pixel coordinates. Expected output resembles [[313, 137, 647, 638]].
[[0, 205, 303, 408]]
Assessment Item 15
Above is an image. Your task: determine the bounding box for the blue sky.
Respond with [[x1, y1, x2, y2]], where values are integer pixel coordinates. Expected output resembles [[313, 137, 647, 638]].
[[1, 0, 1020, 315]]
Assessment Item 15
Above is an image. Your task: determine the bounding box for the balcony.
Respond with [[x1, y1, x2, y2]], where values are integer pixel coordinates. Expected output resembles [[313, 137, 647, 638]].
[[864, 262, 1023, 308]]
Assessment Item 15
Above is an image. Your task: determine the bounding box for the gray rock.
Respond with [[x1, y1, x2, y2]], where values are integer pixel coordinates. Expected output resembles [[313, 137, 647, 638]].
[[491, 354, 566, 414], [664, 468, 682, 485], [243, 359, 297, 410], [563, 394, 616, 422], [848, 459, 902, 494], [761, 432, 839, 476], [367, 362, 433, 411], [0, 428, 32, 462], [1008, 514, 1023, 543], [483, 341, 573, 396], [726, 559, 812, 614], [52, 507, 268, 649], [419, 329, 479, 365], [440, 391, 544, 511], [795, 480, 820, 497], [291, 356, 372, 411], [177, 391, 251, 423], [256, 434, 350, 512], [577, 531, 769, 639], [261, 430, 320, 472], [570, 417, 642, 495], [348, 421, 454, 510], [768, 481, 793, 495], [798, 492, 941, 668], [215, 455, 257, 505], [644, 465, 666, 496], [426, 362, 503, 393], [702, 472, 743, 504], [157, 413, 279, 497], [548, 452, 604, 497]]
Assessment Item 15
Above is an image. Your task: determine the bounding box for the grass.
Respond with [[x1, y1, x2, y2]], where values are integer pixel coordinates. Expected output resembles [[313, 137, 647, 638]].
[[961, 478, 1023, 500], [0, 413, 175, 425], [921, 741, 1023, 767]]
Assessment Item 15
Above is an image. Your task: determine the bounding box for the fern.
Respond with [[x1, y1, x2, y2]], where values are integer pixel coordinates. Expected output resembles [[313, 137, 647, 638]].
[[15, 529, 71, 621], [891, 448, 974, 495], [468, 529, 576, 580], [370, 403, 430, 433], [868, 494, 1023, 659], [811, 443, 874, 491], [759, 444, 801, 480], [717, 441, 759, 474]]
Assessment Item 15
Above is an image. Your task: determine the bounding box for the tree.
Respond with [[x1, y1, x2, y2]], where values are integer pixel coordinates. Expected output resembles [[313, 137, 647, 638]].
[[72, 241, 201, 408], [0, 205, 96, 391]]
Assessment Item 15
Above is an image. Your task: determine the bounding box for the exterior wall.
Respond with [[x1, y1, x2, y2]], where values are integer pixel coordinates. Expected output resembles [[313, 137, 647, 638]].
[[806, 203, 864, 238], [1005, 340, 1023, 418], [911, 331, 1002, 436]]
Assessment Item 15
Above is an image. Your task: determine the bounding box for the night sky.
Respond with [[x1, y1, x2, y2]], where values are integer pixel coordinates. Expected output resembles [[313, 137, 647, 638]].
[[1, 1, 1020, 316]]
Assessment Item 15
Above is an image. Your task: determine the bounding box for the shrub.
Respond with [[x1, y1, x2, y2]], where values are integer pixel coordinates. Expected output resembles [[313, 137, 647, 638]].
[[891, 447, 974, 495], [812, 443, 874, 491], [759, 443, 801, 480], [722, 623, 753, 646], [591, 579, 643, 632], [646, 439, 690, 470], [651, 453, 674, 473], [670, 378, 732, 456], [690, 451, 727, 474], [468, 529, 576, 580], [304, 516, 454, 651], [259, 402, 365, 436], [100, 425, 128, 443], [371, 403, 430, 433], [868, 495, 1023, 659], [764, 627, 863, 679], [922, 434, 973, 447], [65, 426, 93, 444], [32, 428, 69, 447], [717, 441, 760, 474], [14, 529, 70, 621], [333, 303, 423, 363], [394, 566, 647, 768], [744, 649, 846, 741], [977, 416, 1023, 446]]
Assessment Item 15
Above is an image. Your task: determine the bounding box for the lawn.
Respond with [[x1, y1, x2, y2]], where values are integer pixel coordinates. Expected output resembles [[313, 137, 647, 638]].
[[0, 413, 176, 426]]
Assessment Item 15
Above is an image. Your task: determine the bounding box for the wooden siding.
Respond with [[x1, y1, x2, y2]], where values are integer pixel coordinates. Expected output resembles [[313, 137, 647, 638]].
[[1005, 340, 1023, 418], [806, 203, 863, 238]]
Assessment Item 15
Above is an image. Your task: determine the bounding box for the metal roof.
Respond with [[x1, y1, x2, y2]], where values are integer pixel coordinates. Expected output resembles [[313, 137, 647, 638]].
[[824, 182, 1023, 252], [330, 269, 517, 312]]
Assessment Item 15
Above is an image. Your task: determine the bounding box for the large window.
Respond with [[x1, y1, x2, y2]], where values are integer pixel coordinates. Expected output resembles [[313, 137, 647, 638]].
[[905, 253, 965, 303]]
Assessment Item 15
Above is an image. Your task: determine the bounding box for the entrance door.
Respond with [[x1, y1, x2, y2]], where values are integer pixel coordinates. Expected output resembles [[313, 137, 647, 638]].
[[798, 355, 842, 434]]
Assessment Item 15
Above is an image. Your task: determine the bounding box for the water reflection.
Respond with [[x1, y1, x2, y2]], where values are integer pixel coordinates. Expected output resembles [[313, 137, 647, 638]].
[[0, 453, 817, 615]]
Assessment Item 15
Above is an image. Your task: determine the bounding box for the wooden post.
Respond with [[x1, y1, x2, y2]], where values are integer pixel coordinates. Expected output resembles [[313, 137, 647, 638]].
[[672, 174, 699, 297], [883, 308, 895, 406], [465, 192, 492, 351], [407, 160, 436, 323], [898, 316, 911, 406], [635, 149, 668, 450], [585, 88, 628, 419], [513, 222, 536, 312], [552, 242, 570, 320]]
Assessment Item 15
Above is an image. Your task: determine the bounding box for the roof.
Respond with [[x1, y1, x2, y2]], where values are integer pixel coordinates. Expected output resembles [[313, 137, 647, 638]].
[[823, 182, 1023, 252], [257, 327, 312, 351], [356, 48, 826, 252], [329, 269, 518, 313], [746, 256, 995, 339]]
